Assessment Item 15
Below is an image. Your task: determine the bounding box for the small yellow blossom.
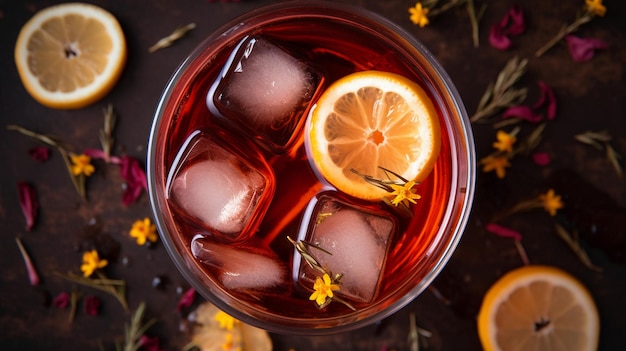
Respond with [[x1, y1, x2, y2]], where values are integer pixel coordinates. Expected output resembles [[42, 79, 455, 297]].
[[481, 155, 511, 179], [493, 130, 516, 153], [409, 2, 430, 28], [539, 189, 564, 216], [585, 0, 606, 17], [80, 250, 108, 278], [389, 181, 421, 206], [215, 310, 238, 330], [70, 154, 95, 177], [221, 333, 242, 351], [309, 273, 340, 306], [130, 217, 158, 245]]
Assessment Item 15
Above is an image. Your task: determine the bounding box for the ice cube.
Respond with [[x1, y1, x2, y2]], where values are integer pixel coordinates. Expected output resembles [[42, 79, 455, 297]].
[[207, 36, 323, 151], [298, 197, 395, 303], [191, 235, 287, 291], [167, 131, 272, 238]]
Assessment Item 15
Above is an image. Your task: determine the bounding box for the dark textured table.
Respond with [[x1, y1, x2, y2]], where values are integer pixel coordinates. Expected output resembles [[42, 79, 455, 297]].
[[1, 0, 625, 350]]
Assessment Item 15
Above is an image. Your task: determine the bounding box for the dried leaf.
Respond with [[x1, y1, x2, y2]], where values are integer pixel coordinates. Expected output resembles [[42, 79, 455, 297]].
[[554, 224, 602, 272], [574, 130, 611, 149]]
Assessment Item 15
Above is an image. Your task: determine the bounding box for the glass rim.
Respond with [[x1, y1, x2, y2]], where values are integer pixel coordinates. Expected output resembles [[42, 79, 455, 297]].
[[147, 0, 476, 335]]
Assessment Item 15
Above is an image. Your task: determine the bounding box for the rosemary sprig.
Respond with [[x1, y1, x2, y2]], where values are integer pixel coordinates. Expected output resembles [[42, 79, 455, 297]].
[[287, 236, 355, 311], [575, 130, 623, 177], [7, 124, 86, 200], [149, 23, 196, 53], [56, 271, 128, 311], [470, 57, 528, 123], [116, 302, 156, 351], [100, 104, 116, 162]]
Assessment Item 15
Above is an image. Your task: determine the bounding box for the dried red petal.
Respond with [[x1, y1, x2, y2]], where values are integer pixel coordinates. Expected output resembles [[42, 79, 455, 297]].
[[17, 182, 38, 231], [502, 105, 543, 123], [532, 152, 551, 166], [119, 156, 148, 206], [139, 335, 163, 351], [54, 292, 71, 308], [28, 146, 50, 162], [489, 5, 525, 50], [16, 237, 40, 286], [84, 295, 101, 316], [503, 5, 525, 36], [486, 223, 522, 241], [83, 148, 122, 164], [565, 35, 608, 63], [533, 81, 557, 120], [176, 287, 196, 312], [489, 24, 512, 50]]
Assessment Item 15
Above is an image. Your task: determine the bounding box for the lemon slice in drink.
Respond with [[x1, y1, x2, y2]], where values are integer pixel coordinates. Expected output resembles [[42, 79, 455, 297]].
[[308, 70, 440, 200], [14, 3, 126, 109], [477, 265, 600, 351]]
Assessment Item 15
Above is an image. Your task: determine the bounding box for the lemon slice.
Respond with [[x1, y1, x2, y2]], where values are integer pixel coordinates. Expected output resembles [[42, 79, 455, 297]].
[[477, 265, 599, 351], [14, 3, 126, 109], [308, 70, 441, 200]]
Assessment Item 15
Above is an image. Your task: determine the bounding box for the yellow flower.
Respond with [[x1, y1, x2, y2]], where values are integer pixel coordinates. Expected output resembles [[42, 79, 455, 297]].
[[80, 250, 108, 277], [130, 217, 158, 245], [215, 310, 238, 331], [221, 333, 241, 351], [493, 130, 516, 153], [585, 0, 606, 16], [409, 2, 430, 28], [70, 154, 95, 176], [480, 155, 510, 179], [389, 181, 421, 206], [539, 189, 564, 216], [309, 273, 340, 306]]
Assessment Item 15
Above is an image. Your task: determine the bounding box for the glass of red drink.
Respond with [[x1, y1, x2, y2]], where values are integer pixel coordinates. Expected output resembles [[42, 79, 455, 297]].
[[148, 1, 475, 334]]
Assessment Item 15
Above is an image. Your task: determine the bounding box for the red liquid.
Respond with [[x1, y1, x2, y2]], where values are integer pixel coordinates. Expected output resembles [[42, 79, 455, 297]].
[[161, 17, 453, 319]]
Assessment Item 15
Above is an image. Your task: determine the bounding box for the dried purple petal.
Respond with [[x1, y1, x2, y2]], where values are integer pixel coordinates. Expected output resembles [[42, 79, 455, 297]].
[[486, 223, 522, 241], [533, 81, 557, 120], [139, 335, 163, 351], [17, 182, 38, 231], [83, 148, 121, 164], [503, 5, 525, 36], [565, 35, 608, 63], [54, 292, 71, 308], [176, 287, 196, 312], [120, 156, 148, 206], [84, 295, 102, 316], [489, 24, 512, 50], [502, 105, 543, 123], [489, 5, 525, 50], [532, 152, 551, 166], [15, 237, 40, 286], [28, 146, 50, 162]]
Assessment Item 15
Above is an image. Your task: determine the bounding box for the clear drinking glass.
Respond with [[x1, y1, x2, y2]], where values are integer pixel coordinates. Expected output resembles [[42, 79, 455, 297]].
[[147, 0, 475, 335]]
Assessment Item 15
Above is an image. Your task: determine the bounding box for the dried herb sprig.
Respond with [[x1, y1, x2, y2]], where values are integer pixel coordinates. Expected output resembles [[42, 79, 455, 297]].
[[470, 57, 528, 123], [56, 271, 128, 311], [554, 223, 602, 272], [149, 23, 196, 53], [100, 104, 116, 163], [408, 312, 432, 351], [7, 124, 87, 200], [115, 302, 156, 351], [575, 130, 623, 177], [535, 0, 606, 57], [350, 167, 417, 216], [287, 236, 355, 311]]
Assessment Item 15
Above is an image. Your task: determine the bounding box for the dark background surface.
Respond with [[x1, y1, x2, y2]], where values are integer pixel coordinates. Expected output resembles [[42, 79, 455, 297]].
[[1, 0, 625, 350]]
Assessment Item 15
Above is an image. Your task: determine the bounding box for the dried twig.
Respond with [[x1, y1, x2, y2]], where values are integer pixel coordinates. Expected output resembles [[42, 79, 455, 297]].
[[554, 223, 602, 272], [149, 23, 196, 53]]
